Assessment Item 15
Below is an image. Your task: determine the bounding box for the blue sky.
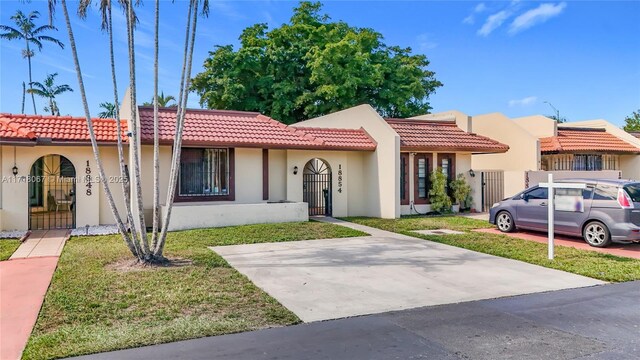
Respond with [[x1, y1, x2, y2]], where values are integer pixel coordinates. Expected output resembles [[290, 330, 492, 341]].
[[1, 1, 639, 126]]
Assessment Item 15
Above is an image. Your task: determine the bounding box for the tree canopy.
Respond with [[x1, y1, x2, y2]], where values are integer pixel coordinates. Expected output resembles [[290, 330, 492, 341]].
[[623, 109, 640, 132], [192, 1, 442, 124]]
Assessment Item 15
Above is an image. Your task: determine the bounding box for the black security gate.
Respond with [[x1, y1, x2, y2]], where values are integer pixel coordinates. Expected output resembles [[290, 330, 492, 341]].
[[481, 170, 504, 212], [28, 155, 76, 230], [303, 159, 332, 216]]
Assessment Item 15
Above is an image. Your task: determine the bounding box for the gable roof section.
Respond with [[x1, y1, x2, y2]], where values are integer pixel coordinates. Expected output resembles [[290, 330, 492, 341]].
[[540, 127, 640, 154], [0, 113, 127, 144], [385, 118, 509, 153], [138, 107, 377, 151]]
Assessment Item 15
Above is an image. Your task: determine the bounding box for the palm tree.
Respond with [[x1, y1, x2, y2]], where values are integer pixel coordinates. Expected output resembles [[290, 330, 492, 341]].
[[142, 91, 177, 107], [98, 102, 117, 118], [0, 10, 64, 114], [50, 0, 209, 263], [27, 73, 73, 115]]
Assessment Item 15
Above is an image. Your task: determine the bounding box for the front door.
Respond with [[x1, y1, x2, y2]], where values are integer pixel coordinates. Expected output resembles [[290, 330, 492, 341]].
[[303, 158, 332, 216], [28, 155, 76, 230]]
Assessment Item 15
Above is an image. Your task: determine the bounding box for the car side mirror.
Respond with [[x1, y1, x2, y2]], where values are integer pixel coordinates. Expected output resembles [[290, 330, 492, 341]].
[[521, 193, 529, 202]]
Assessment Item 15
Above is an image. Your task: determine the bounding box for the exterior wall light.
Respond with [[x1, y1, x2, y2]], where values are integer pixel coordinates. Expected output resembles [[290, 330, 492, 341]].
[[469, 169, 475, 177], [293, 166, 298, 175], [12, 165, 18, 176]]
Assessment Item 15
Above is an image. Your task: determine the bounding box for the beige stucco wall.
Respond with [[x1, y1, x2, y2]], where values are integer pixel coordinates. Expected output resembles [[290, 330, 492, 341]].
[[0, 144, 125, 231], [471, 113, 540, 198], [295, 104, 400, 218], [512, 115, 557, 138], [268, 149, 287, 201]]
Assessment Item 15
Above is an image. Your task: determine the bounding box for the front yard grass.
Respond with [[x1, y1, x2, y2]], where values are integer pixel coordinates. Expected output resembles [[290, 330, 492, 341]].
[[343, 216, 640, 283], [0, 239, 21, 261], [23, 221, 367, 360]]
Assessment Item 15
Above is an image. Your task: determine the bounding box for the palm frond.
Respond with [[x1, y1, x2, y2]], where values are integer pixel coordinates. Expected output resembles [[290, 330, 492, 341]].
[[35, 35, 64, 49]]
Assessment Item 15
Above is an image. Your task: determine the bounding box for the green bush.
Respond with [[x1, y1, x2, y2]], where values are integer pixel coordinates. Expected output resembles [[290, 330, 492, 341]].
[[450, 173, 472, 207], [429, 168, 452, 213]]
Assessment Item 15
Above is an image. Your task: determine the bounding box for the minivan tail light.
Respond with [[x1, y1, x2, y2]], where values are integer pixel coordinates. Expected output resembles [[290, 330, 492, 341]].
[[617, 188, 634, 209]]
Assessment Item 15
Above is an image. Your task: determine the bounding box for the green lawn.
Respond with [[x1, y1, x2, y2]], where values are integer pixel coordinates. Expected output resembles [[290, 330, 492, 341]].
[[0, 239, 21, 261], [343, 216, 640, 283], [23, 221, 367, 360]]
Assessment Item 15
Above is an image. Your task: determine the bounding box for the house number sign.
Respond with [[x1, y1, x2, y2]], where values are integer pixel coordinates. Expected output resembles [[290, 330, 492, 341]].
[[85, 160, 93, 196], [337, 164, 343, 193]]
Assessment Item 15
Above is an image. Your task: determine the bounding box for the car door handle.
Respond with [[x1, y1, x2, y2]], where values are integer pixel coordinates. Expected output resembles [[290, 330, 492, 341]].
[[540, 202, 547, 206]]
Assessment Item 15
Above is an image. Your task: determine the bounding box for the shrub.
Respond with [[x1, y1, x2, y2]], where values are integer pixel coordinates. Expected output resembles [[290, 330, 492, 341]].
[[429, 168, 452, 213], [450, 174, 472, 206]]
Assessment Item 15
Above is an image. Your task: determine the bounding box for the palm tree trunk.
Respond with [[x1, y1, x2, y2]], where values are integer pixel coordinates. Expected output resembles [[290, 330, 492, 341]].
[[49, 97, 55, 115], [151, 0, 161, 250], [21, 82, 26, 114], [107, 2, 141, 257], [26, 41, 37, 114], [125, 0, 152, 259], [155, 0, 199, 255], [59, 0, 138, 258]]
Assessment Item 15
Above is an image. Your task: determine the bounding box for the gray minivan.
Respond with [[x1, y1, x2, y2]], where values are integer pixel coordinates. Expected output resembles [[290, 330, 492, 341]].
[[489, 179, 640, 247]]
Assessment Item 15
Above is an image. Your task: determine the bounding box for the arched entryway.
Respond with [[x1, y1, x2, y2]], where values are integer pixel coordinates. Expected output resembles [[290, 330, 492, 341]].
[[28, 155, 76, 230], [303, 158, 332, 216]]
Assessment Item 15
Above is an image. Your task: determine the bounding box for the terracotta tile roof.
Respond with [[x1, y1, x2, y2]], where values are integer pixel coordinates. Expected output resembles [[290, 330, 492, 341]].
[[385, 119, 509, 153], [540, 127, 640, 154], [138, 107, 377, 151], [290, 127, 377, 150], [0, 113, 127, 143]]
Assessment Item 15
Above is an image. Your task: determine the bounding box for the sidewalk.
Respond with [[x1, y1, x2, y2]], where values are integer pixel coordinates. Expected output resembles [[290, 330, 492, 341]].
[[0, 229, 69, 360]]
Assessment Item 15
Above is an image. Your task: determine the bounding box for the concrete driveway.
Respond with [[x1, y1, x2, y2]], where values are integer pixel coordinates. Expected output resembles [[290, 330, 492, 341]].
[[211, 219, 604, 322]]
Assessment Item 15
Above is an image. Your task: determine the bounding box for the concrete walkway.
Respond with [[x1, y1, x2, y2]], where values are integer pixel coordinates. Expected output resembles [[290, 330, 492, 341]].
[[1, 230, 69, 360], [475, 228, 640, 259], [10, 229, 69, 259], [211, 218, 604, 322]]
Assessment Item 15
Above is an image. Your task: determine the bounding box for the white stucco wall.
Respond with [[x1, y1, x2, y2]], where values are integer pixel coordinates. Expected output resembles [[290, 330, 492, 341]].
[[295, 104, 400, 218], [268, 149, 287, 201], [164, 202, 308, 231]]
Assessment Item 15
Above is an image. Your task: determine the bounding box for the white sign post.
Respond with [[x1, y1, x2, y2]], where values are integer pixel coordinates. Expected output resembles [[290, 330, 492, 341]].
[[539, 174, 586, 260]]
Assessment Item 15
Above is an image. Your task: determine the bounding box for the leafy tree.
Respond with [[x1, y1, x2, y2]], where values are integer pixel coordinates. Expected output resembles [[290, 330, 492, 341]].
[[27, 72, 73, 115], [142, 91, 177, 107], [429, 169, 452, 213], [450, 173, 471, 209], [98, 102, 117, 118], [192, 1, 442, 124], [623, 109, 640, 132], [0, 10, 64, 114], [546, 114, 567, 123]]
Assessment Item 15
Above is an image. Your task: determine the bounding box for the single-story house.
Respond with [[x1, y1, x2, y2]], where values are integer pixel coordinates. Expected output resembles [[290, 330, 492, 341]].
[[0, 102, 507, 232], [414, 111, 640, 210]]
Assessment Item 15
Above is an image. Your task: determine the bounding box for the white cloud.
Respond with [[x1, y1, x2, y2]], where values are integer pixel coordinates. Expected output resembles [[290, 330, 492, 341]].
[[509, 2, 567, 34], [463, 2, 487, 25], [508, 96, 538, 107], [416, 34, 438, 51], [477, 10, 512, 36], [475, 3, 487, 13]]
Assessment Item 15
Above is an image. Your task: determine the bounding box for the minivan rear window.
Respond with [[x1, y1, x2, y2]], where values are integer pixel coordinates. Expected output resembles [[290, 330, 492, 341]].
[[624, 183, 640, 202]]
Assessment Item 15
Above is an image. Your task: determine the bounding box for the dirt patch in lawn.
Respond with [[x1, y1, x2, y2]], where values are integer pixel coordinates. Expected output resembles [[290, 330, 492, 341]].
[[106, 257, 193, 272]]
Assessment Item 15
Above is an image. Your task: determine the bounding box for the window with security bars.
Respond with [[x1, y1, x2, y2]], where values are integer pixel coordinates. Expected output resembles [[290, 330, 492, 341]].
[[179, 148, 229, 197]]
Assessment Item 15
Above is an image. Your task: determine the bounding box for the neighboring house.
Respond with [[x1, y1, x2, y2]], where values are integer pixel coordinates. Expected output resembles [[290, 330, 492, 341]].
[[429, 112, 640, 210], [0, 103, 507, 231]]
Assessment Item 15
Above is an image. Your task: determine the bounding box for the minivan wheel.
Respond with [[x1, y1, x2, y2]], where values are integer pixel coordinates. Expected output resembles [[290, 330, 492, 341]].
[[496, 211, 515, 233], [583, 221, 612, 248]]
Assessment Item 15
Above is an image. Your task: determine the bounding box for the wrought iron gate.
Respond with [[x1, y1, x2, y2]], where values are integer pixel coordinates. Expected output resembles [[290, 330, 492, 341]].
[[28, 155, 76, 230], [303, 159, 332, 216], [481, 170, 504, 212]]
